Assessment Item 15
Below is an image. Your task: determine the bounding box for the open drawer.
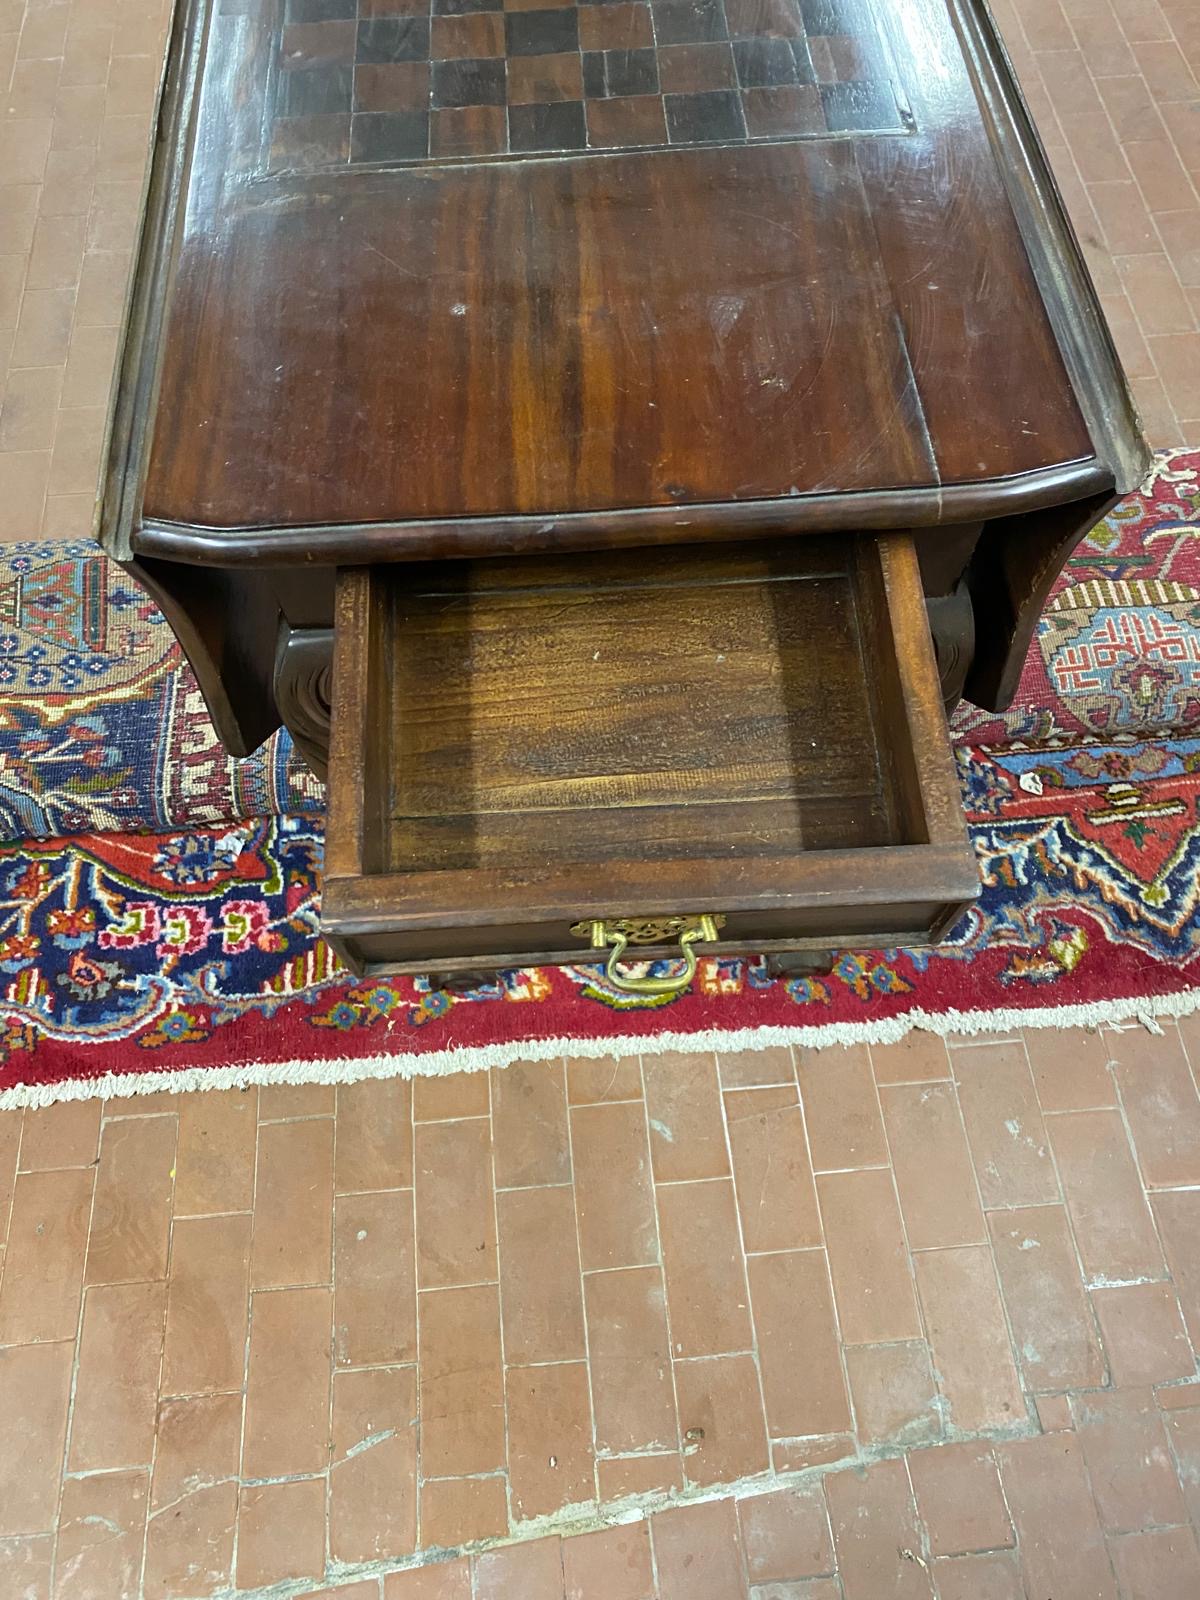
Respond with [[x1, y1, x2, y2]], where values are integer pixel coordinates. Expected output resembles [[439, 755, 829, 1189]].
[[321, 534, 980, 985]]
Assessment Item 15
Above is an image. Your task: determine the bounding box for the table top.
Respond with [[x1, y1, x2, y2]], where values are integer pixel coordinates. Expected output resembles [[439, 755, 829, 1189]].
[[102, 0, 1144, 565]]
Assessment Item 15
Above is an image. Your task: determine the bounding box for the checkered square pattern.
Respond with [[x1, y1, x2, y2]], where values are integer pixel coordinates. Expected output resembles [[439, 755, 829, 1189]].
[[268, 0, 909, 169]]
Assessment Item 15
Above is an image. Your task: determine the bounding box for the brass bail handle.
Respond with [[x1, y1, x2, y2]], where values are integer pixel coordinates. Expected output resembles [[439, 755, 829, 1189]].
[[569, 914, 725, 997]]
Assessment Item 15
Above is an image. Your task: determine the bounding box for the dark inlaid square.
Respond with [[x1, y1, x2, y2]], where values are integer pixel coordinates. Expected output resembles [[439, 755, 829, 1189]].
[[357, 16, 431, 61], [277, 61, 353, 116], [430, 103, 509, 154], [508, 98, 587, 149], [800, 0, 862, 30], [280, 20, 356, 68], [824, 34, 874, 79], [433, 0, 503, 16], [650, 0, 728, 45], [723, 0, 803, 37], [270, 112, 351, 167], [732, 37, 797, 86], [507, 52, 584, 102], [432, 56, 507, 105], [583, 47, 659, 97], [742, 81, 824, 135], [505, 7, 580, 54], [657, 40, 736, 92], [430, 12, 507, 56], [664, 86, 745, 141], [586, 92, 668, 145], [505, 0, 575, 10], [285, 0, 354, 21], [359, 0, 431, 14], [354, 61, 431, 110], [578, 3, 653, 50], [819, 77, 895, 129], [350, 108, 431, 159]]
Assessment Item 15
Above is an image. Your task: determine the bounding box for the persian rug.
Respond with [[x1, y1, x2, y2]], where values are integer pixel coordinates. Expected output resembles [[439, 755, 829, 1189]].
[[3, 737, 1200, 1103], [0, 448, 1198, 840]]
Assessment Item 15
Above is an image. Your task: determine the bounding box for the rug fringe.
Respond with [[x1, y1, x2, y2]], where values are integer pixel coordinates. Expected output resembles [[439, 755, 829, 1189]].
[[4, 982, 1198, 1108]]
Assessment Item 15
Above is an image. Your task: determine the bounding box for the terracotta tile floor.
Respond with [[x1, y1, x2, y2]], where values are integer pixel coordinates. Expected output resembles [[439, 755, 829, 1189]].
[[3, 0, 1200, 1596], [2, 1026, 1200, 1596]]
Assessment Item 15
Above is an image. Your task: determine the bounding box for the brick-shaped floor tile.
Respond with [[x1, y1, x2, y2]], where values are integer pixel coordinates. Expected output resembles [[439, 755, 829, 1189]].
[[0, 1110, 19, 1231], [85, 1114, 175, 1285], [330, 1366, 417, 1563], [565, 1056, 643, 1104], [1024, 1026, 1116, 1113], [497, 1185, 585, 1365], [144, 1481, 238, 1600], [172, 1088, 256, 1215], [257, 1095, 329, 1154], [1108, 1024, 1200, 1187], [844, 1341, 940, 1448], [652, 1499, 748, 1600], [507, 1362, 594, 1521], [151, 1392, 241, 1511], [643, 1051, 729, 1181], [1152, 1188, 1200, 1348], [826, 1458, 933, 1600], [657, 1178, 753, 1357], [236, 1479, 326, 1589], [242, 1286, 332, 1479], [68, 1280, 165, 1471], [725, 1087, 821, 1254], [738, 1487, 834, 1584], [491, 1060, 570, 1188], [869, 1032, 951, 1086], [414, 1119, 496, 1290], [334, 1189, 416, 1368], [335, 1078, 413, 1192], [570, 1101, 658, 1271], [748, 1250, 850, 1438], [562, 1521, 654, 1600], [385, 1559, 472, 1598], [419, 1284, 504, 1478], [879, 1081, 985, 1250], [818, 1168, 921, 1344], [718, 1046, 796, 1089], [252, 1116, 334, 1289], [596, 1452, 684, 1500], [55, 1470, 148, 1600], [675, 1353, 769, 1486], [584, 1265, 677, 1455], [0, 1536, 51, 1600], [907, 1441, 1013, 1556], [1092, 1281, 1195, 1386], [914, 1246, 1025, 1434], [997, 1432, 1118, 1600], [953, 1041, 1058, 1207], [474, 1536, 564, 1600], [412, 1071, 489, 1123], [771, 1435, 855, 1474], [0, 1342, 73, 1536], [930, 1550, 1025, 1600], [1110, 1525, 1200, 1599], [0, 1167, 91, 1343], [1162, 1403, 1200, 1525], [419, 1478, 507, 1549], [1047, 1109, 1165, 1283], [1071, 1388, 1187, 1533], [796, 1044, 888, 1171], [988, 1205, 1107, 1390], [17, 1101, 99, 1170], [161, 1213, 251, 1396]]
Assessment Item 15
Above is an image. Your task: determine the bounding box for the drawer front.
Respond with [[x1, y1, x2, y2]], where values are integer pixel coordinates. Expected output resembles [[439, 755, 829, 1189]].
[[322, 535, 979, 978]]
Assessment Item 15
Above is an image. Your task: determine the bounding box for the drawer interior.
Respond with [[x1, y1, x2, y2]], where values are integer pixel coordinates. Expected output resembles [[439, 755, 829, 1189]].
[[322, 534, 979, 974]]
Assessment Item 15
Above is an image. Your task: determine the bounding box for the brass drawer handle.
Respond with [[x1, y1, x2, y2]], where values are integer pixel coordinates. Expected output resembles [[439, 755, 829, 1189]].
[[569, 914, 725, 996]]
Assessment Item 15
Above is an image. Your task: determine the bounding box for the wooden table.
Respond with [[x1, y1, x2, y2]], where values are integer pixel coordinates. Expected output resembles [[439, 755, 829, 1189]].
[[99, 0, 1148, 983]]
